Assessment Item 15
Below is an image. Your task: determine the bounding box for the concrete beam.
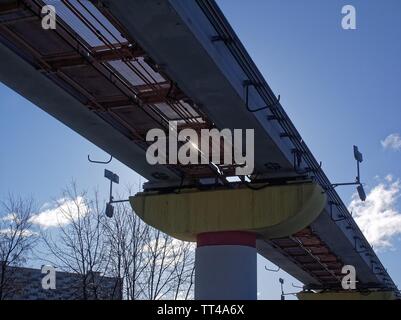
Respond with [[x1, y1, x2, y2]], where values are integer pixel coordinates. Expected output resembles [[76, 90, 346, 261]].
[[0, 41, 179, 182], [100, 0, 296, 174]]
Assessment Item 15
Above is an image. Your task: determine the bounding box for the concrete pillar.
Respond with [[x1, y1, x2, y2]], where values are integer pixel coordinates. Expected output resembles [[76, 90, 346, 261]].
[[195, 231, 257, 300]]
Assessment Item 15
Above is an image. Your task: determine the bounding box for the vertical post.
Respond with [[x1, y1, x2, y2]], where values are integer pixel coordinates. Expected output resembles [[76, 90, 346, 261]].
[[195, 231, 257, 300], [109, 179, 113, 203]]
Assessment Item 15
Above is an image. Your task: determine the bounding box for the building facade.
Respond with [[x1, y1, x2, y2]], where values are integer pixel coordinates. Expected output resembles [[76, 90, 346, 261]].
[[0, 265, 122, 300]]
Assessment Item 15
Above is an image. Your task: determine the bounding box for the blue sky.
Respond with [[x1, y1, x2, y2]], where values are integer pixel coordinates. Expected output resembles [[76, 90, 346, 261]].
[[1, 0, 401, 300]]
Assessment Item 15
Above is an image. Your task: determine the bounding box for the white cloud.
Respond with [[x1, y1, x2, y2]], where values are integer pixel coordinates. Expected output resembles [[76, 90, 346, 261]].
[[348, 176, 401, 250], [381, 133, 401, 151], [0, 228, 37, 238], [30, 196, 88, 229], [1, 213, 17, 222]]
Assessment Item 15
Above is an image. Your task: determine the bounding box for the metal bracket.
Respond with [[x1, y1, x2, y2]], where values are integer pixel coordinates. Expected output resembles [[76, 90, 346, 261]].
[[265, 265, 280, 273], [292, 283, 304, 289], [211, 35, 234, 44], [292, 149, 309, 175], [329, 201, 347, 222], [353, 236, 370, 254], [243, 80, 280, 113], [88, 154, 113, 164]]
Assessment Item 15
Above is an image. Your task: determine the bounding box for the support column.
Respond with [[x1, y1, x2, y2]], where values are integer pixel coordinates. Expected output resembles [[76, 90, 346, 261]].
[[130, 183, 327, 299], [195, 231, 257, 300]]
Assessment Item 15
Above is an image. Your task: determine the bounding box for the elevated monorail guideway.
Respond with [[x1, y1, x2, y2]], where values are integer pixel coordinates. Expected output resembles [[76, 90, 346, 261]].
[[0, 0, 398, 299]]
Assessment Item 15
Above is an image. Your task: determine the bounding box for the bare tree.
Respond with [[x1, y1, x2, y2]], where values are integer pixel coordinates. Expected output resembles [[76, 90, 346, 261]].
[[171, 241, 195, 300], [103, 201, 150, 299], [103, 201, 195, 300], [142, 229, 195, 300], [143, 230, 177, 299], [40, 184, 114, 300], [40, 183, 195, 300], [0, 195, 36, 300]]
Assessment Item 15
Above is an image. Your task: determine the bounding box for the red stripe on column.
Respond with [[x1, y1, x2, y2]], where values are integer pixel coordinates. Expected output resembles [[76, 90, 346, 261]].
[[197, 231, 256, 248]]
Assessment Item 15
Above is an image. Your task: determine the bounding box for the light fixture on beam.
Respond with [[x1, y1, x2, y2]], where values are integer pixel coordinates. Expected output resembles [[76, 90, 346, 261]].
[[331, 145, 366, 202], [103, 169, 129, 218], [357, 185, 367, 202]]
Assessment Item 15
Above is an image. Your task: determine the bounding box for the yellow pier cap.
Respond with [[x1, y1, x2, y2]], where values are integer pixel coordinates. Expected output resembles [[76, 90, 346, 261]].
[[129, 182, 326, 242]]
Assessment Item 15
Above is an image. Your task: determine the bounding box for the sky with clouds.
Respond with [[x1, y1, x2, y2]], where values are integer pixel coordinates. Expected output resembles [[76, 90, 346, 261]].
[[350, 175, 401, 250], [29, 196, 88, 229], [381, 134, 401, 151], [1, 0, 401, 300]]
